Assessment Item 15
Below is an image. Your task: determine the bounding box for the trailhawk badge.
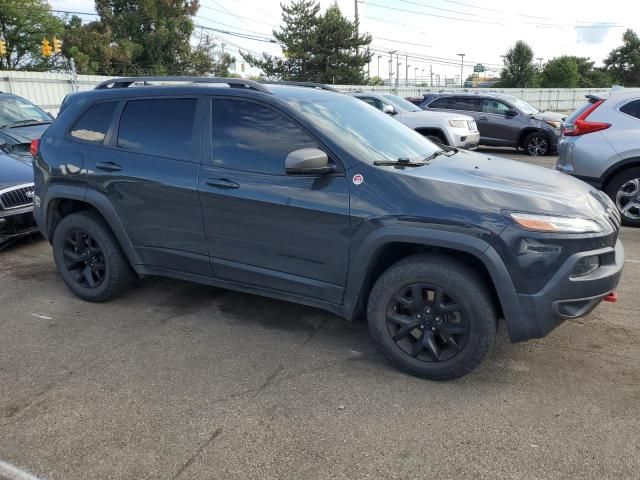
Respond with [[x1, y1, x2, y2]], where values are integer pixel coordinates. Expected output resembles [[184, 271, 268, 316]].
[[352, 174, 364, 185]]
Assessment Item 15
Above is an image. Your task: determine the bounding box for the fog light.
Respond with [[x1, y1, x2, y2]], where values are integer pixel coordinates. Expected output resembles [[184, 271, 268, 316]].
[[571, 255, 600, 277]]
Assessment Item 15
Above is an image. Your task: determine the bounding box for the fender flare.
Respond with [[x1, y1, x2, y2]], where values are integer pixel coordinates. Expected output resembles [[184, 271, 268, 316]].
[[342, 226, 524, 340], [43, 185, 142, 268]]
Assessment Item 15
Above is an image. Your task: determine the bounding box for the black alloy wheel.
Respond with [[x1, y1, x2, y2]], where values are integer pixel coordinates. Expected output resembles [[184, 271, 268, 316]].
[[62, 229, 107, 288], [386, 283, 469, 362]]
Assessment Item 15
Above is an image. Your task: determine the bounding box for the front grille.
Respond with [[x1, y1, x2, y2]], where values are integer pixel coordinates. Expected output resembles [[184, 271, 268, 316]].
[[0, 184, 35, 210]]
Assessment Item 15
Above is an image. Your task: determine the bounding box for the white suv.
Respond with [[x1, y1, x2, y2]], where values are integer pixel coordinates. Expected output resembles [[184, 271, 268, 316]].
[[348, 92, 479, 149]]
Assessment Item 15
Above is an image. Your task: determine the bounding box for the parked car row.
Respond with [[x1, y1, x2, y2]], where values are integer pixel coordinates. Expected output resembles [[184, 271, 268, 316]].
[[407, 91, 564, 156], [29, 77, 624, 381], [0, 92, 52, 248]]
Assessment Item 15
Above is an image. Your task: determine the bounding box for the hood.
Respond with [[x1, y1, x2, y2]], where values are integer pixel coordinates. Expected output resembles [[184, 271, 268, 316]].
[[0, 123, 49, 144], [0, 151, 34, 190], [531, 111, 565, 122], [396, 149, 610, 223]]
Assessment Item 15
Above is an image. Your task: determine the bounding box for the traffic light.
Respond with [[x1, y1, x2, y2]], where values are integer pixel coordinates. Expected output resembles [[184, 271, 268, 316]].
[[0, 39, 6, 56], [53, 37, 62, 54], [41, 38, 52, 57]]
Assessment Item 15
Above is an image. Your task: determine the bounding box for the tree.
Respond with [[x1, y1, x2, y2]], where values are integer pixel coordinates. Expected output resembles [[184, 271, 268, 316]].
[[540, 56, 580, 88], [62, 1, 230, 76], [497, 41, 537, 87], [367, 76, 384, 86], [242, 0, 372, 83], [0, 0, 64, 70], [604, 29, 640, 86]]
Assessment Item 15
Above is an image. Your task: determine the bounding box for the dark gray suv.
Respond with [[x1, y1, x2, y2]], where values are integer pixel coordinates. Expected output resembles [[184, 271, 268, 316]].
[[416, 92, 564, 156], [32, 77, 623, 380]]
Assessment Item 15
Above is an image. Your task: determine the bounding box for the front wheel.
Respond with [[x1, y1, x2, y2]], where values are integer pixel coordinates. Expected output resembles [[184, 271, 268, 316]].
[[367, 254, 497, 380], [524, 132, 550, 156]]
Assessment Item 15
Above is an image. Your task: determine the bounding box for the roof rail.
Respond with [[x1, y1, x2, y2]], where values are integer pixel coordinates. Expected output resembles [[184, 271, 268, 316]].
[[94, 76, 271, 93], [259, 80, 340, 93]]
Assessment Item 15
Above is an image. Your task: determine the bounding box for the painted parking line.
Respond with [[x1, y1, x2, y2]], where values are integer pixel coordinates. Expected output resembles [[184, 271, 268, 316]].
[[626, 259, 640, 264], [0, 460, 43, 480]]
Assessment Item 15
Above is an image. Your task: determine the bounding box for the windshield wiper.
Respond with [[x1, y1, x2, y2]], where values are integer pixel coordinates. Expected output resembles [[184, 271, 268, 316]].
[[373, 157, 429, 167], [1, 119, 51, 128]]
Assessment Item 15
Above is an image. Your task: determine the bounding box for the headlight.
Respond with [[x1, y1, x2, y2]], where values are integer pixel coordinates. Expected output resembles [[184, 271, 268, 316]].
[[546, 120, 562, 129], [509, 212, 603, 233], [448, 120, 468, 128]]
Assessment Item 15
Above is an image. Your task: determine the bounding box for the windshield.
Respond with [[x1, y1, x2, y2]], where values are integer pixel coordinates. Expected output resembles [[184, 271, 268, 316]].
[[281, 94, 439, 164], [383, 94, 423, 112], [510, 97, 539, 115], [0, 96, 51, 127]]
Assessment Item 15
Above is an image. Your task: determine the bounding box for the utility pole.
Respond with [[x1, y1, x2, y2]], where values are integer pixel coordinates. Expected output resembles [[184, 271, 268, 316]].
[[396, 55, 400, 89], [389, 50, 397, 88], [537, 57, 543, 70], [366, 47, 370, 80], [377, 55, 382, 78], [414, 67, 418, 85], [405, 54, 408, 87], [429, 65, 433, 87], [421, 68, 424, 85], [457, 53, 465, 87], [354, 0, 359, 55]]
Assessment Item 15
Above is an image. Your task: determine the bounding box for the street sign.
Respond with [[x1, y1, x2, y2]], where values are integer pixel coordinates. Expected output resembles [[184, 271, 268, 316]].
[[473, 63, 485, 73]]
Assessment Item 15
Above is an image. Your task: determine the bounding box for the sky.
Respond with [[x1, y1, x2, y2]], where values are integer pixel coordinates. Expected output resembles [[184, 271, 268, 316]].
[[49, 0, 640, 82]]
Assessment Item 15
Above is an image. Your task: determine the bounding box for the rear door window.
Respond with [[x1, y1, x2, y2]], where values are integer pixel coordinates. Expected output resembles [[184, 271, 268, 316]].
[[117, 98, 197, 160], [211, 99, 318, 175], [620, 99, 640, 119], [70, 102, 117, 144], [428, 97, 450, 109], [449, 97, 481, 112]]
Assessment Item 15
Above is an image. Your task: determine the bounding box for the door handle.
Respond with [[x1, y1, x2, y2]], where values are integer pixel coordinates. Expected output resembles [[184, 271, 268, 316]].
[[206, 178, 240, 189], [96, 161, 122, 172], [479, 116, 488, 120]]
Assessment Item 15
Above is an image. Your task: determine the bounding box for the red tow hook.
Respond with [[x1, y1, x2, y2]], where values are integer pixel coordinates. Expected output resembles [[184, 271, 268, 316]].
[[604, 292, 618, 303]]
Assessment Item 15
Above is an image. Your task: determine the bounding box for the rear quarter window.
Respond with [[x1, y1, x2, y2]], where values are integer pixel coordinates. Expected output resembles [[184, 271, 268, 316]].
[[428, 97, 450, 109], [565, 101, 597, 124], [70, 102, 118, 144], [620, 99, 640, 119]]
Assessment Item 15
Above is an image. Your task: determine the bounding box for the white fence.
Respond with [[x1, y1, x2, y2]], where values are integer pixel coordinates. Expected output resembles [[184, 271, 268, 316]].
[[1, 70, 612, 114]]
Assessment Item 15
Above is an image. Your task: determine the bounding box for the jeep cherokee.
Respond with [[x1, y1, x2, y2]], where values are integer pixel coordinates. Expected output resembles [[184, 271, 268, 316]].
[[32, 77, 624, 380]]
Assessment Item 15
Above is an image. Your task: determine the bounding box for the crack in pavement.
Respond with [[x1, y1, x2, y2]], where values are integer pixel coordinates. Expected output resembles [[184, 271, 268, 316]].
[[170, 427, 223, 480]]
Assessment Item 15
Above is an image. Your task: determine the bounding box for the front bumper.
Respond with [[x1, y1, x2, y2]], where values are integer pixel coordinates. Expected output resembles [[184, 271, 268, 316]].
[[0, 205, 39, 244], [451, 130, 480, 149], [512, 238, 624, 341]]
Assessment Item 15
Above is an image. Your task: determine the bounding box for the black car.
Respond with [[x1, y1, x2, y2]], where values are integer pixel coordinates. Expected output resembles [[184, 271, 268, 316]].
[[33, 77, 623, 380], [0, 151, 38, 247], [415, 92, 565, 156], [0, 92, 52, 162]]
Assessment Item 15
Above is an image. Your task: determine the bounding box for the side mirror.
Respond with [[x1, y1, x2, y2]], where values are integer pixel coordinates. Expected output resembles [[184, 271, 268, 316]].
[[383, 104, 397, 115], [285, 148, 334, 175], [505, 109, 517, 117]]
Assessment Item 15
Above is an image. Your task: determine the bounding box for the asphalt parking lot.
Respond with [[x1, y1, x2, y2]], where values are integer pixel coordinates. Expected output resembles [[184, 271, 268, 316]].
[[1, 150, 639, 480]]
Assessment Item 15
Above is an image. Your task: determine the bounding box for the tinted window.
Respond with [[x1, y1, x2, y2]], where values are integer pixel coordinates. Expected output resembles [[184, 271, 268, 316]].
[[70, 102, 117, 143], [566, 101, 597, 124], [382, 94, 422, 112], [358, 96, 383, 110], [620, 99, 640, 119], [428, 97, 450, 109], [117, 98, 196, 160], [212, 99, 318, 175], [482, 99, 511, 114], [450, 97, 481, 112]]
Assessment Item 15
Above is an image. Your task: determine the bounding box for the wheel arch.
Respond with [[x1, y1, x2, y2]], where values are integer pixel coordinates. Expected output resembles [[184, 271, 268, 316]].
[[414, 127, 449, 145], [343, 227, 525, 340], [518, 127, 548, 148], [601, 157, 640, 192], [44, 185, 142, 269]]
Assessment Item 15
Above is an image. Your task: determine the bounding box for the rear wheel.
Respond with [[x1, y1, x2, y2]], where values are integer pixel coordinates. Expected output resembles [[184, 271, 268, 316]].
[[606, 167, 640, 227], [52, 211, 136, 302], [524, 132, 550, 156], [367, 254, 497, 380]]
